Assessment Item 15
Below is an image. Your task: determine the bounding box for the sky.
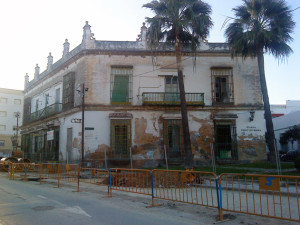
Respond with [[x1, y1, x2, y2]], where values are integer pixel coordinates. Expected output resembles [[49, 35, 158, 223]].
[[0, 0, 299, 104]]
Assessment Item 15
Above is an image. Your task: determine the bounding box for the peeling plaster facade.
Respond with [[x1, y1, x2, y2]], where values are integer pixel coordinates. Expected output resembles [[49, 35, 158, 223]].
[[21, 22, 266, 166]]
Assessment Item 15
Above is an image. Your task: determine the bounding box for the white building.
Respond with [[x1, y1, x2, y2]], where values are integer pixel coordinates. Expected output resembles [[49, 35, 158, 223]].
[[273, 110, 300, 152], [21, 22, 266, 166], [0, 88, 23, 157], [271, 100, 300, 117]]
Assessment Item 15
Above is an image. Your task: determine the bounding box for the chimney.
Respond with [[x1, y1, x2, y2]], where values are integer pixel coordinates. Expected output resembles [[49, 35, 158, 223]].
[[140, 22, 147, 42], [47, 52, 53, 70], [63, 39, 70, 57], [24, 73, 29, 89], [34, 64, 40, 79], [82, 21, 95, 49]]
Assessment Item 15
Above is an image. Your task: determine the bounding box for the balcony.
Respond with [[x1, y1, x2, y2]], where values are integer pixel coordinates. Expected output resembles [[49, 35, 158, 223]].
[[24, 103, 62, 124], [142, 92, 204, 106]]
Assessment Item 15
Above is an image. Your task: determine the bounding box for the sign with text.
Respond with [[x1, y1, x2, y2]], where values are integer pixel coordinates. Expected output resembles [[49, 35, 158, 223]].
[[259, 176, 280, 191], [47, 130, 54, 141]]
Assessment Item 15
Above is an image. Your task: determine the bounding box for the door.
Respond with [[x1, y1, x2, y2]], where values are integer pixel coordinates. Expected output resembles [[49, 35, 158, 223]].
[[165, 77, 179, 103], [112, 76, 129, 103], [67, 128, 73, 162], [55, 88, 61, 111], [164, 120, 183, 160]]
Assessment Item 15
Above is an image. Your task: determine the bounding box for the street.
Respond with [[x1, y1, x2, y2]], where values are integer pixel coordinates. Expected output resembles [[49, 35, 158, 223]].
[[0, 173, 298, 225]]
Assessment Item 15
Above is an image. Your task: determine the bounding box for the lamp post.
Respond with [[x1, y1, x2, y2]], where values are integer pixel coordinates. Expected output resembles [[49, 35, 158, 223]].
[[15, 112, 20, 151], [77, 84, 88, 166]]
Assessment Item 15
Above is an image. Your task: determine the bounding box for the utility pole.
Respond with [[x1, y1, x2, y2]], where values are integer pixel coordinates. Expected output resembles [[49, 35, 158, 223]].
[[81, 83, 85, 166], [15, 112, 20, 151], [80, 83, 88, 166]]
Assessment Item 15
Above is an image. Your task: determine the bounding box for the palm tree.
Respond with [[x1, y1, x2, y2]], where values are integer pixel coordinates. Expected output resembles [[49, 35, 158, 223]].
[[143, 0, 213, 167], [225, 0, 295, 163]]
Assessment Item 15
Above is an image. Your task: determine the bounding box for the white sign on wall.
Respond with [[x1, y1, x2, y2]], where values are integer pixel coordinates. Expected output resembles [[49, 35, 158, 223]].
[[47, 130, 54, 141]]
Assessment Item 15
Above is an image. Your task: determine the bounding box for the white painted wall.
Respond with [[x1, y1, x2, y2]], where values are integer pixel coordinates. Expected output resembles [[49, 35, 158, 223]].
[[0, 90, 23, 134], [273, 110, 300, 151]]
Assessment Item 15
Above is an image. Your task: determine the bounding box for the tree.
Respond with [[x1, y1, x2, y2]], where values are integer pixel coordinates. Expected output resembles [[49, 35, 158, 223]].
[[143, 0, 213, 167], [279, 126, 300, 148], [224, 0, 295, 163]]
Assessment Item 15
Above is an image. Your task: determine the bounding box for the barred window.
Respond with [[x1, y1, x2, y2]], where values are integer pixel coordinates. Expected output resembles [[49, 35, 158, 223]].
[[214, 120, 238, 160], [63, 72, 75, 110], [211, 68, 234, 104], [110, 66, 133, 104], [163, 119, 183, 160], [110, 120, 131, 157]]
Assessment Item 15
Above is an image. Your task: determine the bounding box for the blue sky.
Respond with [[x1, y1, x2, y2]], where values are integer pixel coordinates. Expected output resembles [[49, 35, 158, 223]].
[[0, 0, 299, 104]]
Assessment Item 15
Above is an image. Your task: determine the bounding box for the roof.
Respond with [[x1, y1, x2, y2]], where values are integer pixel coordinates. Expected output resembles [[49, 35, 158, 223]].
[[273, 110, 300, 131]]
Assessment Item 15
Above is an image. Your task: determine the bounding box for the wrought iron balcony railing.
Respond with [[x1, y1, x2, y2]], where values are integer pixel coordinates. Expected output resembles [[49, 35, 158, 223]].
[[23, 103, 62, 124], [142, 92, 204, 106]]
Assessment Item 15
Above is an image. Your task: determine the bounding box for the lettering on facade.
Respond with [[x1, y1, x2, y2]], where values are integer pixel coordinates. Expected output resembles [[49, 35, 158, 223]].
[[241, 126, 262, 135], [71, 118, 82, 123]]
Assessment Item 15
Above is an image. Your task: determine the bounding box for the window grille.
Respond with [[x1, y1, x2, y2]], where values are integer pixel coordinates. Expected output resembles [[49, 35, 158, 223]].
[[0, 140, 4, 147], [110, 66, 133, 104], [214, 120, 238, 160], [163, 119, 183, 160], [110, 119, 131, 158], [62, 72, 75, 110], [211, 68, 234, 104]]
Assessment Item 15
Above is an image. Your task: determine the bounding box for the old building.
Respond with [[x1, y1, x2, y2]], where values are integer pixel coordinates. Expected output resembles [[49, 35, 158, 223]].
[[21, 22, 266, 166], [0, 88, 23, 157]]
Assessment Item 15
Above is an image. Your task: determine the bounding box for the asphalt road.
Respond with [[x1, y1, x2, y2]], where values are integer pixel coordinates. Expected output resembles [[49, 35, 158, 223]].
[[0, 173, 299, 225], [0, 174, 204, 225]]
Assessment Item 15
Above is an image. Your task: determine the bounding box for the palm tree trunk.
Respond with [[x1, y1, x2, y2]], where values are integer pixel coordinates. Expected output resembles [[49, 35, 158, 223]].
[[175, 35, 193, 168], [257, 50, 276, 164]]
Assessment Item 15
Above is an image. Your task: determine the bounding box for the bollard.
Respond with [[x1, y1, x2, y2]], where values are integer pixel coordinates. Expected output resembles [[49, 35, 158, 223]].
[[12, 163, 15, 180], [108, 169, 112, 197], [24, 166, 28, 181], [77, 166, 80, 192], [39, 164, 42, 184], [151, 171, 154, 206], [57, 164, 60, 188], [218, 180, 223, 221]]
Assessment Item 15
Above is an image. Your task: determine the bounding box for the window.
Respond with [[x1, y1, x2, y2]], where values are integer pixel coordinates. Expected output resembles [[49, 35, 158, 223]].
[[35, 99, 39, 112], [111, 67, 132, 104], [163, 119, 183, 160], [0, 125, 6, 131], [165, 77, 179, 102], [0, 111, 7, 117], [13, 126, 17, 131], [63, 72, 75, 110], [110, 120, 131, 157], [211, 68, 234, 104], [55, 88, 61, 103], [45, 94, 49, 107], [14, 99, 21, 105], [0, 140, 4, 147], [214, 120, 237, 160], [0, 97, 7, 103]]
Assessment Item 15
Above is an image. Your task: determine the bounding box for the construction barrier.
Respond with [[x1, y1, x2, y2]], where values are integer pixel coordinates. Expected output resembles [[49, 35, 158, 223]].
[[79, 168, 109, 185], [109, 169, 152, 197], [3, 164, 300, 223], [152, 170, 219, 208], [218, 173, 300, 222]]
